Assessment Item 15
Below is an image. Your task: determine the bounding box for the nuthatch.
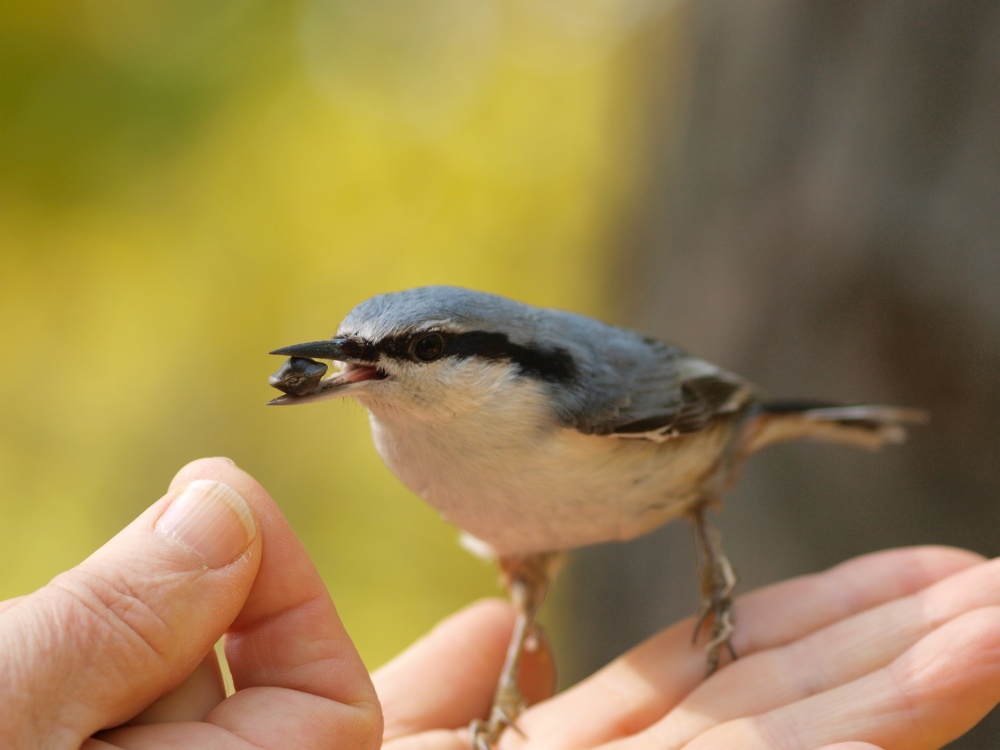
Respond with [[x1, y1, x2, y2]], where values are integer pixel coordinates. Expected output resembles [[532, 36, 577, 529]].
[[269, 285, 924, 748]]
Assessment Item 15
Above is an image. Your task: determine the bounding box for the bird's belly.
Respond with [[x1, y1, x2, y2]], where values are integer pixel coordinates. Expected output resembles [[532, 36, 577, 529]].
[[371, 420, 732, 557]]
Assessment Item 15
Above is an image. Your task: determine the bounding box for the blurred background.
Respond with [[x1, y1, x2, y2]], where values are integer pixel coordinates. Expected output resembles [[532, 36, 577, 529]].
[[1, 1, 997, 746]]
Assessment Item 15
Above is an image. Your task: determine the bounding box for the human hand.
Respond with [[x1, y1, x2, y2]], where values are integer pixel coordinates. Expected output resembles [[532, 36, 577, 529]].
[[5, 461, 997, 750], [0, 457, 380, 749], [375, 547, 1000, 749]]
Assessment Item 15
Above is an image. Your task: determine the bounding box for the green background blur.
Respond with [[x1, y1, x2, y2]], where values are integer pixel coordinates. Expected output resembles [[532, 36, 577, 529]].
[[0, 2, 679, 668]]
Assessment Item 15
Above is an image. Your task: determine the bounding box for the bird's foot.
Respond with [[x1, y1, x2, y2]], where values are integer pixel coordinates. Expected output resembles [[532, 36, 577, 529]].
[[469, 681, 526, 750], [470, 552, 561, 748], [690, 504, 738, 675], [693, 550, 737, 674]]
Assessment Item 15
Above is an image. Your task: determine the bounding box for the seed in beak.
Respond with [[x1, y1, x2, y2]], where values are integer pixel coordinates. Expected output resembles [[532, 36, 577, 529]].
[[269, 357, 329, 396]]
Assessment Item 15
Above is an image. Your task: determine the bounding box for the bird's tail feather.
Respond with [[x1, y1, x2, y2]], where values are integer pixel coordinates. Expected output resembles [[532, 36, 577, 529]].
[[745, 400, 928, 454]]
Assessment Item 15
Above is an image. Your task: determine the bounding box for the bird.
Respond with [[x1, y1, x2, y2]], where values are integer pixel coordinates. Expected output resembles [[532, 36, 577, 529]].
[[267, 285, 925, 749]]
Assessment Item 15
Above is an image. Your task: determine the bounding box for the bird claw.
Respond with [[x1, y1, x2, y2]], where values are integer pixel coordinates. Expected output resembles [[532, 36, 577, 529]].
[[470, 688, 526, 749], [690, 505, 738, 675], [693, 567, 737, 675], [468, 552, 561, 749]]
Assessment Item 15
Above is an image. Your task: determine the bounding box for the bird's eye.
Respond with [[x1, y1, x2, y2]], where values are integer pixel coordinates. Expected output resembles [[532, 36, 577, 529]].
[[410, 332, 446, 362]]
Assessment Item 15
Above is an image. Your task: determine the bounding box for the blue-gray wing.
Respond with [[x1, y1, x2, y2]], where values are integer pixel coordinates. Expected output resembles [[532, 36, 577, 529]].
[[567, 337, 755, 442]]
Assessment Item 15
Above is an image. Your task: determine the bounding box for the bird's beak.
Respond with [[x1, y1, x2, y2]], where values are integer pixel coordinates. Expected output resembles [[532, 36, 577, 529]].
[[267, 337, 384, 405]]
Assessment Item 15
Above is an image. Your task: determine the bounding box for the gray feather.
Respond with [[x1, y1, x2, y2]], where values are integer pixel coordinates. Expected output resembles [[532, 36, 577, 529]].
[[337, 286, 755, 440]]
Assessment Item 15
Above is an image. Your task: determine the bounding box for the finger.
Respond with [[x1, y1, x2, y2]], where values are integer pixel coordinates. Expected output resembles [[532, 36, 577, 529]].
[[0, 458, 260, 747], [522, 621, 558, 706], [684, 606, 1000, 749], [732, 546, 984, 654], [624, 554, 1000, 749], [383, 729, 470, 750], [510, 546, 980, 749], [165, 457, 380, 749], [816, 744, 884, 750], [374, 599, 556, 742], [124, 651, 226, 725], [375, 598, 555, 741]]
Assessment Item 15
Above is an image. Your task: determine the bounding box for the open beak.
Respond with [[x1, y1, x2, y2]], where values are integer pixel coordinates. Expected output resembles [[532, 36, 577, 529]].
[[267, 337, 384, 405]]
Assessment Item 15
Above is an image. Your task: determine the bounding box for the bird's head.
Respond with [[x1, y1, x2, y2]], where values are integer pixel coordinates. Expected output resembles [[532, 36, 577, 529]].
[[268, 286, 579, 421]]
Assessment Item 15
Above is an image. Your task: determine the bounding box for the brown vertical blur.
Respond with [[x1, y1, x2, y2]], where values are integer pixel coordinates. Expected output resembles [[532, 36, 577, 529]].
[[559, 3, 1000, 746]]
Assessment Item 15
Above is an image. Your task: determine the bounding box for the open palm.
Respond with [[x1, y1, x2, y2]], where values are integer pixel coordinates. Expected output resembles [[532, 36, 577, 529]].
[[377, 547, 1000, 750]]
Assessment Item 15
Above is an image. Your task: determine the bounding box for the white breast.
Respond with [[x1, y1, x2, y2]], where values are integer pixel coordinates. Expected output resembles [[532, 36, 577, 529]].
[[361, 377, 734, 557]]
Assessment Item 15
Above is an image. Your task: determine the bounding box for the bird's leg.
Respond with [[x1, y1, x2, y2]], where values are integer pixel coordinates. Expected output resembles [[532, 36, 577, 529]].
[[470, 551, 562, 750], [689, 502, 737, 675]]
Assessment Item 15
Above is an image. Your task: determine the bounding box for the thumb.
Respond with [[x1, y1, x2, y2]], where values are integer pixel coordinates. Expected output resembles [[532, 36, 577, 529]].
[[0, 460, 261, 748]]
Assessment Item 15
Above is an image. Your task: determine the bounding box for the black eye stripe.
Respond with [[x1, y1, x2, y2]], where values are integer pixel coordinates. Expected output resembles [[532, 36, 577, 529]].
[[376, 330, 577, 383]]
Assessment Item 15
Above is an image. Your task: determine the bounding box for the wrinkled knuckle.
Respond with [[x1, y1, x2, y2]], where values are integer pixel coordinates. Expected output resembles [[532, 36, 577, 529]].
[[48, 567, 175, 665]]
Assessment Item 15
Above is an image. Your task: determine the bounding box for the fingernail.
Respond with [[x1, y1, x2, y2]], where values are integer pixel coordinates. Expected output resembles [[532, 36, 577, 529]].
[[154, 480, 256, 568]]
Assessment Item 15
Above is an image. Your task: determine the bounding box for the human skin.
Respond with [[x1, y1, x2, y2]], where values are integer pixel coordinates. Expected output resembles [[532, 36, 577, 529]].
[[1, 457, 998, 749]]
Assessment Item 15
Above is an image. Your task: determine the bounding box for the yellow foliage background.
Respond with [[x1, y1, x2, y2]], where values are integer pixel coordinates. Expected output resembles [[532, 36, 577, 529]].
[[0, 1, 679, 668]]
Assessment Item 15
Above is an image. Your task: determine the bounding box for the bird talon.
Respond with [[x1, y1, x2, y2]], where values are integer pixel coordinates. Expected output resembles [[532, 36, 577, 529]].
[[470, 721, 493, 750], [690, 505, 738, 675], [470, 708, 526, 750]]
